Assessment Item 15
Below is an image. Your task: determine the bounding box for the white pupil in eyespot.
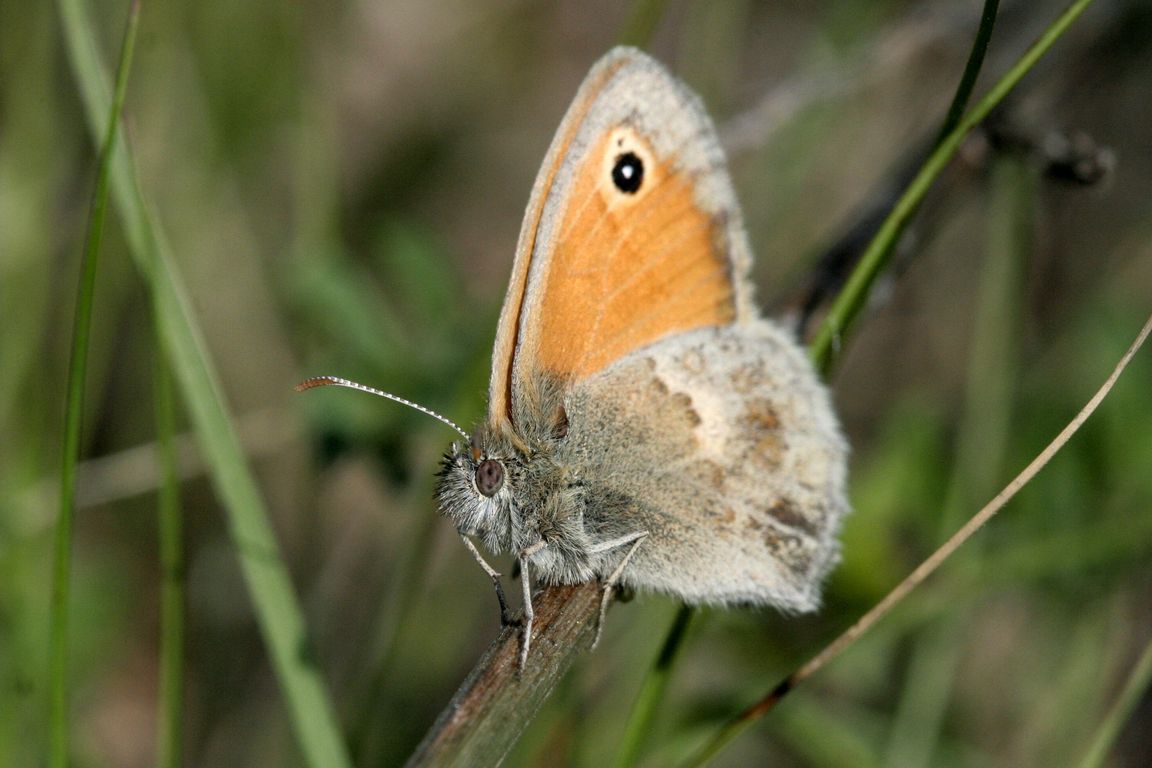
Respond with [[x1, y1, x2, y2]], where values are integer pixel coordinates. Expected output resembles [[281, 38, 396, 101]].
[[611, 151, 644, 194]]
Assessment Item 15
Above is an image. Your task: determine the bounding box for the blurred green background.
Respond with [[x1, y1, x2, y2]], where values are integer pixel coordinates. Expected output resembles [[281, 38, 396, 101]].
[[3, 1, 1151, 766]]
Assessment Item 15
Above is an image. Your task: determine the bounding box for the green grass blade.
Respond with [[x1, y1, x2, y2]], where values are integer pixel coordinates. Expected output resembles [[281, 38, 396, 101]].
[[809, 0, 1093, 373], [55, 1, 352, 765], [154, 329, 184, 768], [50, 2, 139, 765], [613, 605, 695, 767], [1076, 638, 1152, 768], [810, 0, 1002, 378]]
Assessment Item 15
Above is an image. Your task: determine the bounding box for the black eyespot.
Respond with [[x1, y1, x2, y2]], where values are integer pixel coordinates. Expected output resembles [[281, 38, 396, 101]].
[[611, 152, 644, 194], [475, 458, 504, 497]]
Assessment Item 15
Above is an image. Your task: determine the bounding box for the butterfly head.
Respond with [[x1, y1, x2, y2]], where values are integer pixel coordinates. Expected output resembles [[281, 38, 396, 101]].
[[435, 372, 578, 556], [435, 423, 526, 554]]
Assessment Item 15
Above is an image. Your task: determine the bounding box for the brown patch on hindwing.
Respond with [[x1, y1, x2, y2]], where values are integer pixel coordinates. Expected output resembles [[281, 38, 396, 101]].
[[767, 497, 819, 537], [741, 397, 785, 469]]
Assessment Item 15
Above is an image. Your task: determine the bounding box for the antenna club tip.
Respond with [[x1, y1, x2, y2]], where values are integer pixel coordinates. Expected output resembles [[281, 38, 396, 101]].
[[295, 376, 338, 392]]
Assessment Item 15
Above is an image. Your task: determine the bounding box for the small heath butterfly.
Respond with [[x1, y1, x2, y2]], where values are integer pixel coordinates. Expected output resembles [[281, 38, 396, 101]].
[[302, 47, 849, 668]]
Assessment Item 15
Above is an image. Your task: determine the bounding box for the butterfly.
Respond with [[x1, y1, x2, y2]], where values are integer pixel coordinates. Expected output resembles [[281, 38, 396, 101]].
[[302, 46, 849, 669]]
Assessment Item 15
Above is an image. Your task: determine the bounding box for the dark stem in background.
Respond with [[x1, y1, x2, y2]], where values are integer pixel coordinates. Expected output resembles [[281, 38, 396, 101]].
[[49, 3, 140, 766], [936, 0, 1001, 146]]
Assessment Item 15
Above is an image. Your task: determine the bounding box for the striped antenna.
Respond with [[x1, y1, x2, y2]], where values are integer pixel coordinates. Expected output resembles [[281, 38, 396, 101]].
[[296, 375, 469, 440]]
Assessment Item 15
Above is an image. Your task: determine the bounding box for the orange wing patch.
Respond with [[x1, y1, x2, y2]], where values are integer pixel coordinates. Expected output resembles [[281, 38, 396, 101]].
[[532, 128, 736, 379]]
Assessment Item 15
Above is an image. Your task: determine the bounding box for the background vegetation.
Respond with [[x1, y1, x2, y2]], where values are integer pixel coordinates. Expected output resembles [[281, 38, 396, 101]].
[[2, 1, 1150, 765]]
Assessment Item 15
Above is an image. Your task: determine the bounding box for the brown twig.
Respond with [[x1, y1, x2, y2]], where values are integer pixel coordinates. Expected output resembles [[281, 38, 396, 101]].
[[407, 583, 602, 767]]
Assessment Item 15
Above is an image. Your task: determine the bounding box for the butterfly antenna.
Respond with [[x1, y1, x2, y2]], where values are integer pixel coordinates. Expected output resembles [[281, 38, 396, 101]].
[[296, 375, 470, 440]]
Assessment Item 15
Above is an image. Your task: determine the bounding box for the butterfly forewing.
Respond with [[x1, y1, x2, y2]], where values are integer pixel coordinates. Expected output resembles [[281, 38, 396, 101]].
[[486, 49, 756, 428]]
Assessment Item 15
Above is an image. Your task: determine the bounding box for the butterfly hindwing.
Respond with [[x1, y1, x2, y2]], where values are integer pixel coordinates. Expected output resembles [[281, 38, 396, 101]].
[[561, 321, 848, 607]]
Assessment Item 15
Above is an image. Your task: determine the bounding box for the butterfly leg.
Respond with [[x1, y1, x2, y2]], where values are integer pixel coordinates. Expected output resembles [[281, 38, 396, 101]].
[[589, 531, 649, 649], [460, 534, 514, 626], [518, 540, 548, 671]]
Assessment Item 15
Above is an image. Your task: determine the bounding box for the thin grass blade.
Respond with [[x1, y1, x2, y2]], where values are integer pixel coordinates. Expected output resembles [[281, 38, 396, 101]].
[[50, 3, 139, 765], [1076, 637, 1152, 768], [56, 1, 352, 765], [154, 329, 184, 768], [809, 0, 1092, 373]]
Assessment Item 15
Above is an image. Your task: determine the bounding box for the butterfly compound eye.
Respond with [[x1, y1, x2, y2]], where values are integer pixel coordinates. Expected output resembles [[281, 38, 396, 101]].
[[475, 458, 504, 497], [611, 152, 644, 194]]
